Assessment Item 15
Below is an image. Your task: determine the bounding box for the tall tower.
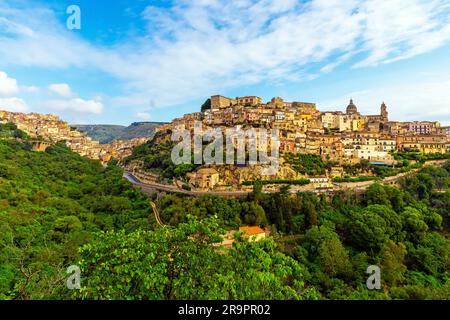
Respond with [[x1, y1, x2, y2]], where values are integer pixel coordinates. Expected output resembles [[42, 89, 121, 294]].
[[380, 101, 388, 121]]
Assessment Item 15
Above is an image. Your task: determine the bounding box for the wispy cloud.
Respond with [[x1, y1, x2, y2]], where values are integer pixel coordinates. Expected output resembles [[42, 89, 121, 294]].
[[0, 0, 449, 118], [45, 97, 103, 115], [353, 0, 450, 68], [0, 97, 28, 112], [136, 112, 151, 121], [0, 16, 34, 36], [49, 83, 74, 98]]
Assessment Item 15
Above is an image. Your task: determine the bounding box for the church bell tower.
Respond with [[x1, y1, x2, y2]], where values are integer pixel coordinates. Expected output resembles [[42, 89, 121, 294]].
[[380, 102, 388, 121]]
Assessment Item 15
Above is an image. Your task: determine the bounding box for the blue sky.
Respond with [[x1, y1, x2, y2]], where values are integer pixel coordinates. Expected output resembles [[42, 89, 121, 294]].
[[0, 0, 450, 125]]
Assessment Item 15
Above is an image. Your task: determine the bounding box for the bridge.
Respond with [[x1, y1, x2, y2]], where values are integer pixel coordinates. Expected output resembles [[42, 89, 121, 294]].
[[30, 140, 52, 152]]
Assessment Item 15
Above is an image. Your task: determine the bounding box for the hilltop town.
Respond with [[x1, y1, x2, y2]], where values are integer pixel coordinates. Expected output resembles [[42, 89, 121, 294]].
[[2, 94, 450, 192], [162, 95, 450, 160], [0, 110, 147, 163], [146, 95, 450, 191]]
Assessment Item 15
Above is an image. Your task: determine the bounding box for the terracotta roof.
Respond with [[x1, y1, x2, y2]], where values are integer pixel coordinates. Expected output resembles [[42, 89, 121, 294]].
[[239, 226, 265, 236]]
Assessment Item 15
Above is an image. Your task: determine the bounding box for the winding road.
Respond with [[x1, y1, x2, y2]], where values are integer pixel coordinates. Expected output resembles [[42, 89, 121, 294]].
[[123, 172, 251, 198], [123, 159, 447, 199], [150, 201, 164, 226]]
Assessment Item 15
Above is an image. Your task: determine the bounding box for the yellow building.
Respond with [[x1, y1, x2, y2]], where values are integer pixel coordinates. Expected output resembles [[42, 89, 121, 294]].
[[211, 95, 237, 109], [397, 135, 448, 154], [285, 110, 296, 121], [236, 96, 262, 106], [239, 226, 266, 242], [187, 168, 220, 190]]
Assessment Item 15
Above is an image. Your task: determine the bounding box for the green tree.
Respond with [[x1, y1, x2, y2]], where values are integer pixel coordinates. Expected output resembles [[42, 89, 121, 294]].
[[241, 202, 267, 226], [201, 98, 211, 113], [365, 183, 391, 207], [379, 240, 407, 287], [318, 237, 350, 278], [76, 217, 311, 300], [400, 207, 429, 243], [348, 205, 402, 251]]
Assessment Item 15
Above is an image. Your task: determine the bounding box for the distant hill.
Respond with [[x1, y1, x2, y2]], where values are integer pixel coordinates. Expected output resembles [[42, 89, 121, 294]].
[[73, 122, 166, 143]]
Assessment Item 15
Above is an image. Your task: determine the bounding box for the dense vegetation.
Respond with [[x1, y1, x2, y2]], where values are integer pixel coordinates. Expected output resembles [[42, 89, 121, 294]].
[[76, 217, 319, 300], [284, 153, 335, 176], [146, 163, 450, 299], [394, 151, 450, 161], [200, 98, 211, 113], [242, 179, 310, 186], [0, 122, 29, 140], [0, 130, 314, 299], [124, 139, 197, 180], [333, 176, 377, 183], [1, 126, 449, 300], [0, 136, 152, 299]]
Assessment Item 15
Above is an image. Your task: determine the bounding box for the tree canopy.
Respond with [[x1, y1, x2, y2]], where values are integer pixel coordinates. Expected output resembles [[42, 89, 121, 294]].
[[1, 126, 449, 300]]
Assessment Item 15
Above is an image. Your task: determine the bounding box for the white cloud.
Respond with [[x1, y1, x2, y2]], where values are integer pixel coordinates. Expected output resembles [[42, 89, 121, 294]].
[[46, 98, 103, 114], [0, 16, 34, 36], [0, 71, 28, 112], [0, 97, 28, 112], [0, 0, 449, 111], [0, 71, 19, 96], [49, 83, 73, 98], [354, 0, 450, 68], [136, 112, 151, 121], [46, 85, 102, 116]]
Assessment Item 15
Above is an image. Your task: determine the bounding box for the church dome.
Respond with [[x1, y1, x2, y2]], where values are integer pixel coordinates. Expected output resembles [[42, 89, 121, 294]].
[[346, 99, 358, 115]]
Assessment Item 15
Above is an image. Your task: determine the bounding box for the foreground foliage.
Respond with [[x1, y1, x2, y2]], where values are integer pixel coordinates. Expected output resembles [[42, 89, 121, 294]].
[[153, 162, 450, 299], [0, 138, 151, 299], [1, 127, 449, 300], [76, 218, 319, 300]]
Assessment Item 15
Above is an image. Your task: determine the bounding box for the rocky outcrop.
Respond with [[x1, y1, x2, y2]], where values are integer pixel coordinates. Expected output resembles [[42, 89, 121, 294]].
[[187, 159, 303, 190]]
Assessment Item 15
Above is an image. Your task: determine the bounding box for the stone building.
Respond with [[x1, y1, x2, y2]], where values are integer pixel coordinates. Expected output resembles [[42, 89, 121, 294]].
[[407, 121, 440, 135], [236, 96, 262, 106], [187, 167, 220, 190], [365, 102, 389, 123], [211, 95, 237, 110], [437, 126, 450, 136], [154, 94, 449, 174], [397, 135, 448, 154]]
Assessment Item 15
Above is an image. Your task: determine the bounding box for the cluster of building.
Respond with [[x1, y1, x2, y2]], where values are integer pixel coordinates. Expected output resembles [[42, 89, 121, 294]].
[[160, 95, 450, 165], [2, 93, 449, 191], [0, 110, 147, 163]]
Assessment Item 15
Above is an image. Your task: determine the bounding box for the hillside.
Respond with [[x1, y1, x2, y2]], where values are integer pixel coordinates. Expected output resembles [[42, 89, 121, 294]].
[[73, 122, 166, 143], [1, 123, 449, 300], [0, 135, 156, 299], [78, 162, 450, 299], [0, 125, 317, 300]]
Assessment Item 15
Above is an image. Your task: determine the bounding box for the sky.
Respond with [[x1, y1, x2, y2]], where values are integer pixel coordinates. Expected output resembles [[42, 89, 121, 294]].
[[0, 0, 449, 125]]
